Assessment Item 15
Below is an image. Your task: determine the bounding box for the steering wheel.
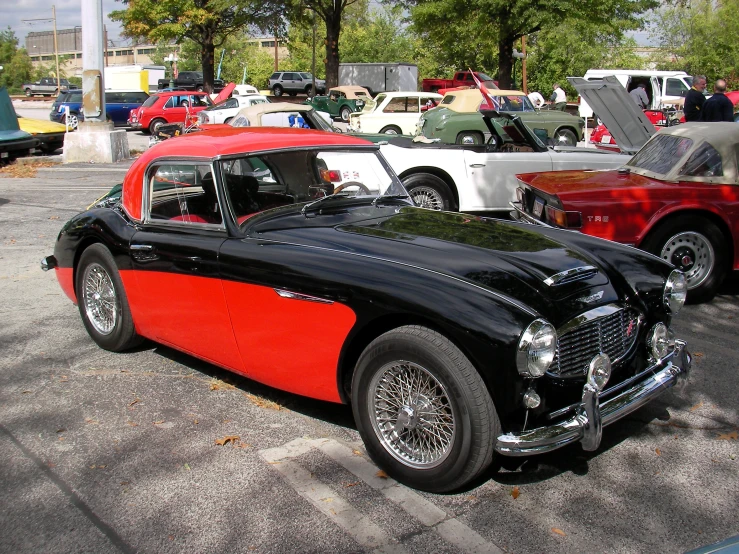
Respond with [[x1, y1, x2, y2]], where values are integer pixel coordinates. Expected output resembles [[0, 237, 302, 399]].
[[333, 181, 371, 195]]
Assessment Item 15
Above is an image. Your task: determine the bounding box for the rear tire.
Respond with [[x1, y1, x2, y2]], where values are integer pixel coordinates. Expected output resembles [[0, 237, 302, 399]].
[[402, 173, 455, 211], [642, 215, 728, 303], [380, 125, 402, 135], [273, 85, 283, 97], [351, 325, 499, 493], [455, 131, 483, 145], [224, 117, 233, 124], [76, 244, 142, 352], [149, 118, 166, 134], [25, 88, 32, 97]]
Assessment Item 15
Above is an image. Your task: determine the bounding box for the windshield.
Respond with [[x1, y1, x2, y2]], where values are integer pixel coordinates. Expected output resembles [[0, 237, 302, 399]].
[[477, 73, 494, 82], [218, 149, 408, 225], [496, 95, 535, 112], [627, 134, 693, 175]]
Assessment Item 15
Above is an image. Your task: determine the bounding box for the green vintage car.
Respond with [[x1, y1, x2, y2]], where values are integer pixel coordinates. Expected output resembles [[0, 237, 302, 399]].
[[304, 86, 371, 122], [417, 88, 585, 146]]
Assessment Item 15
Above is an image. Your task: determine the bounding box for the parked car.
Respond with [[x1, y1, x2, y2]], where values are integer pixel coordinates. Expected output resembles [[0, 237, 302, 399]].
[[156, 71, 224, 92], [23, 77, 78, 97], [197, 94, 269, 124], [42, 126, 691, 492], [128, 91, 214, 134], [0, 87, 38, 161], [232, 84, 259, 96], [348, 92, 443, 135], [418, 88, 585, 146], [17, 114, 67, 153], [304, 86, 371, 122], [268, 71, 326, 97], [421, 70, 498, 93], [380, 109, 630, 211], [50, 90, 150, 129]]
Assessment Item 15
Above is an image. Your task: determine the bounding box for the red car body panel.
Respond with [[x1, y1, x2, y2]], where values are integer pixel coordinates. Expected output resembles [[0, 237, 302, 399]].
[[129, 91, 212, 130], [55, 267, 76, 303], [121, 127, 373, 222], [590, 110, 667, 152], [517, 169, 739, 270]]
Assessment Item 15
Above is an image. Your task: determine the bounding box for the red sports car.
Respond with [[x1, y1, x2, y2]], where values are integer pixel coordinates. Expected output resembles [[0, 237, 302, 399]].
[[514, 122, 739, 302]]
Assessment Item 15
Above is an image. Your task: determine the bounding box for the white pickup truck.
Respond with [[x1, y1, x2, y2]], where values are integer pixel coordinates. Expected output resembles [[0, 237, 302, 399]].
[[22, 78, 78, 97]]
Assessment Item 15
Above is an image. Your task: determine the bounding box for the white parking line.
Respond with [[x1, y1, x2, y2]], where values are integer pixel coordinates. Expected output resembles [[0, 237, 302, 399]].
[[260, 438, 504, 554]]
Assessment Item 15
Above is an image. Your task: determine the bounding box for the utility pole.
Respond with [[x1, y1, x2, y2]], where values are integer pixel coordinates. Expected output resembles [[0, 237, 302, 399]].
[[311, 11, 316, 95], [52, 5, 60, 92]]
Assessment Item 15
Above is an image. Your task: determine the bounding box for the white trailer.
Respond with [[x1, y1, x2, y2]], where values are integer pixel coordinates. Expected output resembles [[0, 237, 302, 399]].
[[338, 63, 418, 95], [104, 64, 166, 92]]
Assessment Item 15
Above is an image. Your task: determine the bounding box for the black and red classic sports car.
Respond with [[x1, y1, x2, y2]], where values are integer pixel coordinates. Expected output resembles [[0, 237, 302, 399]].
[[43, 127, 691, 492]]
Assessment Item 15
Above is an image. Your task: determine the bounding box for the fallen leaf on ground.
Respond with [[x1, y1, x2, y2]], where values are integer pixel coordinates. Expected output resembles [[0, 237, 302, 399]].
[[128, 398, 140, 407], [58, 437, 65, 441], [352, 449, 363, 456], [22, 390, 32, 394], [192, 419, 199, 425], [243, 392, 281, 410], [321, 497, 334, 503], [184, 463, 191, 471], [85, 418, 99, 424], [153, 420, 165, 425], [655, 448, 662, 456], [689, 401, 704, 412], [215, 435, 240, 446], [552, 528, 566, 537], [511, 486, 520, 499], [126, 421, 138, 427], [56, 428, 66, 433], [717, 431, 738, 441], [343, 481, 360, 488], [693, 352, 704, 358], [0, 160, 56, 178], [376, 470, 388, 479], [209, 378, 236, 391]]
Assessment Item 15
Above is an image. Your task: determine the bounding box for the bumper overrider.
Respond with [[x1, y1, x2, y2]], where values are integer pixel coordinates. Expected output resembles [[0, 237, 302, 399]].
[[496, 339, 691, 456]]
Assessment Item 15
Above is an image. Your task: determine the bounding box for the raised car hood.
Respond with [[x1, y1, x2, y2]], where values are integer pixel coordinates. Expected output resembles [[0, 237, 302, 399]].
[[568, 76, 655, 155]]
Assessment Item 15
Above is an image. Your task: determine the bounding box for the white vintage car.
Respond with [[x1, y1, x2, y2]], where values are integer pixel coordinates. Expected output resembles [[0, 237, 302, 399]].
[[379, 111, 632, 212], [348, 91, 443, 135], [197, 94, 269, 124]]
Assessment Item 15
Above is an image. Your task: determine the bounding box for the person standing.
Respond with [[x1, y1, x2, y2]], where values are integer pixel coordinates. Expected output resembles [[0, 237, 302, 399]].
[[684, 75, 707, 121], [701, 79, 734, 122], [528, 90, 545, 108], [629, 83, 650, 109], [549, 83, 567, 110]]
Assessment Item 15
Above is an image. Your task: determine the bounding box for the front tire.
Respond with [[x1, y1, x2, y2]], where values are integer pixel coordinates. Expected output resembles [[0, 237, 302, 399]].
[[340, 106, 352, 122], [380, 125, 402, 135], [352, 326, 499, 492], [25, 88, 32, 97], [402, 173, 454, 211], [642, 215, 728, 303], [76, 244, 141, 352], [553, 128, 578, 146]]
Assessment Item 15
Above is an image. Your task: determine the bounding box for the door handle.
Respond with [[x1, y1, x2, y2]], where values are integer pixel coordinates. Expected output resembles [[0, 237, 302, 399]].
[[130, 243, 157, 262], [131, 244, 153, 251], [469, 163, 486, 168]]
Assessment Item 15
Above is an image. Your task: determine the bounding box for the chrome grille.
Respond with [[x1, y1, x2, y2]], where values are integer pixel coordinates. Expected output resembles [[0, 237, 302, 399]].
[[551, 307, 641, 377]]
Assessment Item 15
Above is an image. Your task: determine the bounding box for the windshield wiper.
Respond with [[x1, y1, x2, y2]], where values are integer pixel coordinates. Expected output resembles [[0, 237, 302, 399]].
[[301, 193, 352, 215], [371, 194, 411, 206]]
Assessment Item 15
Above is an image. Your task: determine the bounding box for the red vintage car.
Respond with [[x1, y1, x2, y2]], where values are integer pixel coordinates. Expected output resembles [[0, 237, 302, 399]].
[[514, 122, 739, 302], [128, 91, 215, 134]]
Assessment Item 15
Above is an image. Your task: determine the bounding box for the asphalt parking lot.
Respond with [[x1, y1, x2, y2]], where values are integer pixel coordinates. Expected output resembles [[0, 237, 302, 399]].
[[0, 157, 737, 553]]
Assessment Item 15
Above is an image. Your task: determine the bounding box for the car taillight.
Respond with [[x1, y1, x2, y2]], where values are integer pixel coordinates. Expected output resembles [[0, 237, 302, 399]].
[[545, 205, 581, 228], [320, 169, 342, 183]]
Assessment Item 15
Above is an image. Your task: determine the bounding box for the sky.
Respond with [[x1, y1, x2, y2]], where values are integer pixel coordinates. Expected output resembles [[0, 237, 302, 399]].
[[7, 0, 125, 47]]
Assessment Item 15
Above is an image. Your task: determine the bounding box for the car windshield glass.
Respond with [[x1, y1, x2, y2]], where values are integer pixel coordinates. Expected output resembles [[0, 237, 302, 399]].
[[219, 149, 407, 224], [497, 95, 535, 112], [677, 141, 723, 177], [142, 95, 159, 108], [627, 134, 693, 175], [477, 73, 494, 81]]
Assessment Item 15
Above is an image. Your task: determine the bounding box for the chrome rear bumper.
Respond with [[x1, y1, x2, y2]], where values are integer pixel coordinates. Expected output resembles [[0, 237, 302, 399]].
[[495, 339, 691, 456]]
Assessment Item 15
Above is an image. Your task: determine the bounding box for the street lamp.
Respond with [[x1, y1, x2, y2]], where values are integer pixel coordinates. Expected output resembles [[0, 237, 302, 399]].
[[165, 53, 178, 89], [512, 48, 526, 90]]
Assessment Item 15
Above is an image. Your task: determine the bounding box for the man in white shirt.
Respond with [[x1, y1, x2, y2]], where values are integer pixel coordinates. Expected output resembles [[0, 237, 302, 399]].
[[528, 91, 545, 108], [549, 83, 567, 110]]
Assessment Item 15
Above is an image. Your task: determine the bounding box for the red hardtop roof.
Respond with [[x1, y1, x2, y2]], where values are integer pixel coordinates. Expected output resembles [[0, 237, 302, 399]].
[[122, 127, 375, 221]]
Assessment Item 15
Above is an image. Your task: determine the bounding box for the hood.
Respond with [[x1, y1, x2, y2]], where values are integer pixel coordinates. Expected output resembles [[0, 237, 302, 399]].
[[17, 116, 67, 134], [252, 206, 628, 317], [517, 168, 663, 198], [213, 83, 236, 103], [568, 76, 655, 154]]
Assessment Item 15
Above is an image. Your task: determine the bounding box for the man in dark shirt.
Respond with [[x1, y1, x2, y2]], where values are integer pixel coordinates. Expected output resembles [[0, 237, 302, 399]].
[[701, 79, 735, 122], [684, 75, 706, 121]]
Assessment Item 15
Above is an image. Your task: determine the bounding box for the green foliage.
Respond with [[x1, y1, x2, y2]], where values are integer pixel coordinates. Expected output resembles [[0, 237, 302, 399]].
[[526, 19, 647, 99], [0, 28, 34, 93], [651, 0, 739, 87]]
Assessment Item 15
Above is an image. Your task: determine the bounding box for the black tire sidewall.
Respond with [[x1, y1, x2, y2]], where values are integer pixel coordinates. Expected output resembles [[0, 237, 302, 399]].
[[643, 215, 728, 303], [76, 244, 138, 351], [402, 173, 454, 211], [351, 327, 497, 492], [273, 85, 283, 97]]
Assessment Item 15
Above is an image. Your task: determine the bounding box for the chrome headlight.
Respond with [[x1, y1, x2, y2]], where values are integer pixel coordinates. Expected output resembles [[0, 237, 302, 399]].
[[516, 319, 557, 378], [664, 270, 687, 314], [647, 322, 674, 361]]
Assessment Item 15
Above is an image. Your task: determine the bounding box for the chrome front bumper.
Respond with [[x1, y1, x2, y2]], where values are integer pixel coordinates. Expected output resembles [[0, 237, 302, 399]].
[[495, 339, 691, 456]]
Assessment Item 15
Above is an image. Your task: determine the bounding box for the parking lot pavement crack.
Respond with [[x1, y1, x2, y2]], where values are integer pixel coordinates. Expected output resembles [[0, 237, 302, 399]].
[[0, 423, 136, 554]]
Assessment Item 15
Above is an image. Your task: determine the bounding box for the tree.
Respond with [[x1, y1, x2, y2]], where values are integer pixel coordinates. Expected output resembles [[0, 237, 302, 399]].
[[111, 0, 283, 92], [0, 28, 33, 93], [404, 0, 657, 88]]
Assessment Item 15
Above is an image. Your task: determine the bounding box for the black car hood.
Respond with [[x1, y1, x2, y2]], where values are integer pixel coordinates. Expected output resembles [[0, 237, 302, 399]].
[[250, 206, 642, 319]]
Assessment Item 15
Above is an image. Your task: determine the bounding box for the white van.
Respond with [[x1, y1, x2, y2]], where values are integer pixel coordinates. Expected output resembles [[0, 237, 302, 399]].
[[577, 69, 693, 118]]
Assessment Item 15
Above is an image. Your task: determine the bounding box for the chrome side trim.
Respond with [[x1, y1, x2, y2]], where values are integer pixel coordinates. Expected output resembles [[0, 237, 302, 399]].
[[509, 201, 552, 227], [543, 265, 599, 287], [495, 339, 691, 456], [274, 289, 333, 304]]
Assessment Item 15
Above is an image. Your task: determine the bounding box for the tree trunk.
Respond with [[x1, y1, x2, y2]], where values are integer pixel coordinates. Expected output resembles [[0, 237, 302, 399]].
[[201, 40, 216, 93], [324, 5, 341, 89], [497, 36, 514, 89]]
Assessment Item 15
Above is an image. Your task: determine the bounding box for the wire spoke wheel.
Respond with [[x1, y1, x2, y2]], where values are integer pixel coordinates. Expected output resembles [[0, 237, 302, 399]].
[[82, 262, 118, 335], [368, 361, 456, 469], [409, 186, 445, 210], [659, 231, 715, 290]]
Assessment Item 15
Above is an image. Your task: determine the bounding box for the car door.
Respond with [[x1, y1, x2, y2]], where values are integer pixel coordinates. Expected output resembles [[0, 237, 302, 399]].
[[162, 95, 188, 123], [128, 161, 244, 372]]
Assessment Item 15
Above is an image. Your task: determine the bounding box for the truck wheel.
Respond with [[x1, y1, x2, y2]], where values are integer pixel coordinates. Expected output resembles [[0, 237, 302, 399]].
[[455, 131, 483, 145], [351, 325, 499, 492], [25, 88, 33, 97], [642, 215, 728, 303], [402, 173, 454, 211], [553, 128, 578, 146], [340, 106, 352, 122], [380, 125, 402, 135], [273, 85, 283, 97], [149, 118, 166, 134]]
